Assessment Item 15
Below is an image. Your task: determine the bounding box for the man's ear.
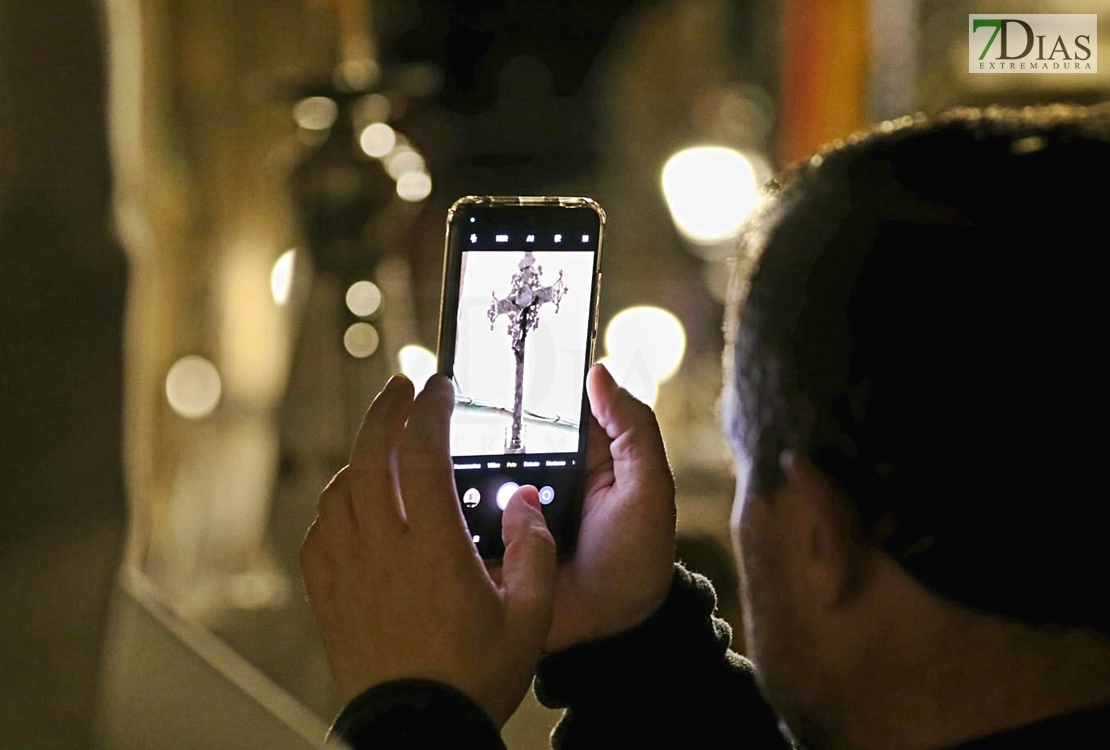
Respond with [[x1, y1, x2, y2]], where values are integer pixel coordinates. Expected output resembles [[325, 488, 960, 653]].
[[778, 451, 869, 607]]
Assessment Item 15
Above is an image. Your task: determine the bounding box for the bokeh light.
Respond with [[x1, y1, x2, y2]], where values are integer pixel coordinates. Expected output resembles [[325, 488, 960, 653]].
[[345, 280, 382, 317], [354, 93, 391, 128], [334, 58, 380, 92], [661, 146, 761, 243], [292, 96, 338, 131], [604, 306, 687, 383], [396, 171, 432, 202], [270, 248, 297, 306], [359, 122, 396, 158], [165, 355, 222, 419], [384, 147, 426, 179], [398, 345, 437, 391], [343, 322, 380, 358]]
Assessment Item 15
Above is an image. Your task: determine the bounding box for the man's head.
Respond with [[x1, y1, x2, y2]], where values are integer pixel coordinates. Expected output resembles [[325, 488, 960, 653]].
[[721, 104, 1110, 745]]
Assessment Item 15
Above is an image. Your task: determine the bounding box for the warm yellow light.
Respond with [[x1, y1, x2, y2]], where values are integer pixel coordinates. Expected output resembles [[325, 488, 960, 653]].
[[293, 96, 338, 131], [270, 248, 297, 306], [165, 355, 222, 419], [359, 122, 396, 158], [396, 171, 432, 202], [398, 345, 437, 391], [661, 146, 760, 243], [354, 93, 391, 127], [335, 58, 380, 91], [384, 147, 425, 179], [344, 323, 380, 358], [345, 280, 382, 317], [604, 306, 687, 384]]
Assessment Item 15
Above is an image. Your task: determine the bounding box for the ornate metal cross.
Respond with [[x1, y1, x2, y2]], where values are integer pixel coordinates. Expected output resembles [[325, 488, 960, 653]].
[[488, 251, 567, 453]]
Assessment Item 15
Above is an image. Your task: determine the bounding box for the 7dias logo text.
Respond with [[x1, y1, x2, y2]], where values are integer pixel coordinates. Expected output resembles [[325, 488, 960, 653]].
[[970, 14, 1097, 73]]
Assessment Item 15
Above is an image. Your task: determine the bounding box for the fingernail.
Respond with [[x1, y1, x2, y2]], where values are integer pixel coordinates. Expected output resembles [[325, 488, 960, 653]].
[[514, 485, 542, 511], [426, 374, 456, 400], [372, 374, 408, 407], [427, 373, 450, 388]]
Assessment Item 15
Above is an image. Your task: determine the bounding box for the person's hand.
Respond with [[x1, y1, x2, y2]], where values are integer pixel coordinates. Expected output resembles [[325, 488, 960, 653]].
[[544, 362, 677, 652], [299, 374, 557, 727]]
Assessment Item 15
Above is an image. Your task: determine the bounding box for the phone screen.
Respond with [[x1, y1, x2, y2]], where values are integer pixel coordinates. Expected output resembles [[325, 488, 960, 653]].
[[436, 197, 604, 559]]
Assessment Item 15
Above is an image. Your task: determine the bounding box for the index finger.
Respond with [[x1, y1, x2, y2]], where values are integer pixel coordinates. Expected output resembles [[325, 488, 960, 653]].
[[396, 374, 468, 536], [347, 374, 415, 531], [586, 362, 674, 492]]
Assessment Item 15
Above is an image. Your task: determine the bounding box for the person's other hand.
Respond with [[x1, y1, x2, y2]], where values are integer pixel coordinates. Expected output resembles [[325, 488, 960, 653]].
[[299, 374, 557, 727], [544, 363, 677, 652]]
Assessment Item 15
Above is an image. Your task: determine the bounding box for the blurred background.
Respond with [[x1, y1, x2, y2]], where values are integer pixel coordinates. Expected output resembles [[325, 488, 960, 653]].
[[1, 0, 1106, 747]]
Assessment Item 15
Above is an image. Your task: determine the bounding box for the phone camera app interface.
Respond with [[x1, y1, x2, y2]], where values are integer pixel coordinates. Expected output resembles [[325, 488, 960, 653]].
[[448, 210, 598, 557]]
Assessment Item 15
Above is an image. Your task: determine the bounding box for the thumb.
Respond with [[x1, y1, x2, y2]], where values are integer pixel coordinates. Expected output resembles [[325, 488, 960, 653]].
[[587, 362, 672, 478], [499, 486, 557, 636]]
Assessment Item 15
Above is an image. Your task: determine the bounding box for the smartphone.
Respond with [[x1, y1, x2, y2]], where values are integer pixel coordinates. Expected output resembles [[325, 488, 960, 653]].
[[435, 196, 605, 560]]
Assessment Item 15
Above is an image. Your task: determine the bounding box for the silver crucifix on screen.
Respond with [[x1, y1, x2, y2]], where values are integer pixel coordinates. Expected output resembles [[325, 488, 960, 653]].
[[487, 251, 567, 453]]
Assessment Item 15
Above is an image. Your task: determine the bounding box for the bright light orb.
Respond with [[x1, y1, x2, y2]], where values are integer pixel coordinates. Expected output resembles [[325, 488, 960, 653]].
[[344, 323, 380, 358], [359, 122, 396, 158], [292, 96, 338, 131], [396, 171, 432, 202], [384, 147, 426, 179], [398, 345, 437, 391], [604, 306, 687, 384], [345, 280, 382, 317], [270, 248, 297, 306], [661, 146, 760, 243], [165, 355, 222, 419]]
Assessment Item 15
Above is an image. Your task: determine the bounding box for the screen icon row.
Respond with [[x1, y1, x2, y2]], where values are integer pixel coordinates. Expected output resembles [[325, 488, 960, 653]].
[[461, 483, 555, 510], [469, 233, 591, 245]]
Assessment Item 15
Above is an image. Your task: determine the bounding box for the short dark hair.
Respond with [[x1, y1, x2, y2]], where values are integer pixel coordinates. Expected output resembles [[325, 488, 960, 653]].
[[723, 103, 1110, 634]]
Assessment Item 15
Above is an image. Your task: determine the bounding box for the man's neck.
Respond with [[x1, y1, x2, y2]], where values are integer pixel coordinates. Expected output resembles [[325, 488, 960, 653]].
[[828, 567, 1110, 749]]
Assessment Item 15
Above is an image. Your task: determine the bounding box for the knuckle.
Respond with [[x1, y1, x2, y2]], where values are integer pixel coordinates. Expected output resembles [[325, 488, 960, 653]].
[[517, 518, 556, 550], [535, 525, 557, 553]]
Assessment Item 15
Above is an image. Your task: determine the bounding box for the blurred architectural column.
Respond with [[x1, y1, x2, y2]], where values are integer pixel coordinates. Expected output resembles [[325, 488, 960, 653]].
[[868, 0, 920, 121], [104, 0, 335, 619], [0, 2, 128, 747]]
